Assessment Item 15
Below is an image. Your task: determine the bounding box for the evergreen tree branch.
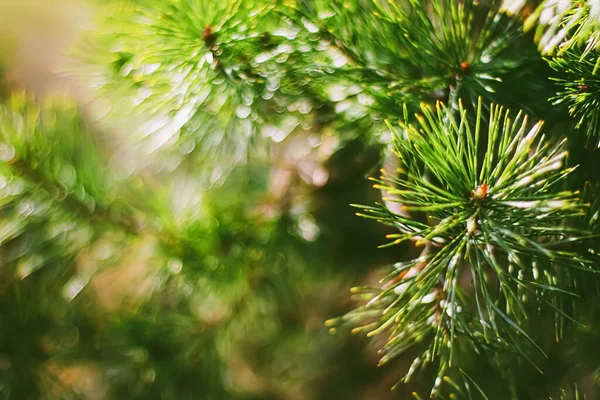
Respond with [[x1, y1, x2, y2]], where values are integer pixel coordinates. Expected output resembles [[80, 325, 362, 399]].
[[330, 97, 593, 396], [548, 49, 600, 148], [0, 92, 318, 399], [503, 0, 600, 56]]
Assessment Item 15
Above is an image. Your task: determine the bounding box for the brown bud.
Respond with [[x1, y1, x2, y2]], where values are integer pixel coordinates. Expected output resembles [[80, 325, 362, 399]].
[[471, 183, 488, 201]]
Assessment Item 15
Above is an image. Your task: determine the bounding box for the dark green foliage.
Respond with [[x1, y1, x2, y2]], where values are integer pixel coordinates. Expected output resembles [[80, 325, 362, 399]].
[[551, 386, 586, 400]]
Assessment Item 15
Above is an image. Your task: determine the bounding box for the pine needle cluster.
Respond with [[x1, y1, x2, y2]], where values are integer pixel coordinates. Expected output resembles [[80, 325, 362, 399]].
[[330, 98, 593, 395]]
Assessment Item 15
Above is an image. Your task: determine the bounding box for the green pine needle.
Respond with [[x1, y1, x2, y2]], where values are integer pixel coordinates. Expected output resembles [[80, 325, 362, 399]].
[[336, 97, 593, 393], [505, 0, 600, 56], [80, 0, 318, 184], [548, 49, 600, 148], [550, 385, 586, 400], [297, 0, 539, 112]]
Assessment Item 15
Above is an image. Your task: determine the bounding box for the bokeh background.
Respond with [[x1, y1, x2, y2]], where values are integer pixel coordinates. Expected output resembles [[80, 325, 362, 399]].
[[0, 1, 418, 399]]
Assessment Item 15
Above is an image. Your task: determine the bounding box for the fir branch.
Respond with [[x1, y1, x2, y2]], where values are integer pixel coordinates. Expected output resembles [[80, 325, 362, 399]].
[[331, 98, 592, 395]]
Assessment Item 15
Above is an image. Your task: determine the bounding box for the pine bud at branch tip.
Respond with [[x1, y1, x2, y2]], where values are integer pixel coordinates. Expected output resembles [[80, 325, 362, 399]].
[[471, 182, 488, 201]]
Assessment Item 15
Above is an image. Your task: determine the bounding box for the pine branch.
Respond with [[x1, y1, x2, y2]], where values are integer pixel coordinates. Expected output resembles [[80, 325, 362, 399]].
[[329, 97, 593, 396], [79, 0, 345, 184], [80, 0, 552, 169], [503, 0, 600, 56], [548, 49, 600, 148], [294, 0, 548, 115], [4, 0, 599, 397]]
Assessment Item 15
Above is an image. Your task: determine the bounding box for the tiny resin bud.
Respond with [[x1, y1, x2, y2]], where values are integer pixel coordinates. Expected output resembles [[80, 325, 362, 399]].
[[471, 183, 488, 201]]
